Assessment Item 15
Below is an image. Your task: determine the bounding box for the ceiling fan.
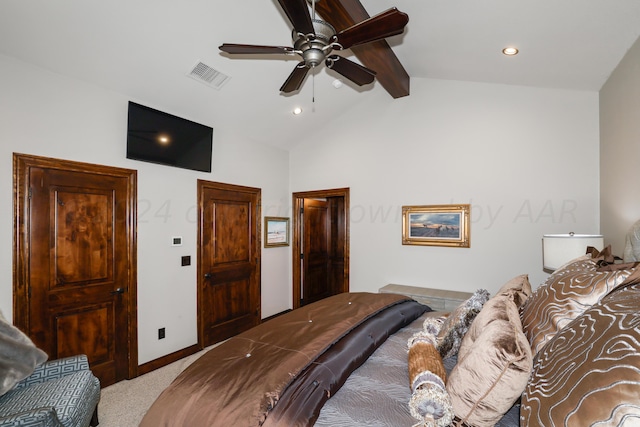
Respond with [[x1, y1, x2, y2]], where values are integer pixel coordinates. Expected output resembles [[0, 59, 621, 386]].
[[219, 0, 409, 93]]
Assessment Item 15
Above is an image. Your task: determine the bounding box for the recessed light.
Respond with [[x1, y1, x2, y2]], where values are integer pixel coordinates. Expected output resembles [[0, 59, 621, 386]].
[[502, 47, 519, 56], [292, 107, 302, 115]]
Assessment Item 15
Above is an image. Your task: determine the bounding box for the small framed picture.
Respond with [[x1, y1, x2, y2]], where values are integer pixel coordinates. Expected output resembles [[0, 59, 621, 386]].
[[402, 204, 470, 247], [264, 216, 290, 247]]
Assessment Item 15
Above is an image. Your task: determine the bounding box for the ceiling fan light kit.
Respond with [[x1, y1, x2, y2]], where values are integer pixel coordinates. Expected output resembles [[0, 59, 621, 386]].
[[293, 19, 335, 68], [218, 0, 409, 94]]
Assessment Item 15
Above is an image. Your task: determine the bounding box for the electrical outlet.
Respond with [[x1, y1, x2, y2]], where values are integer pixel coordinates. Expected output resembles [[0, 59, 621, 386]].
[[158, 328, 165, 340]]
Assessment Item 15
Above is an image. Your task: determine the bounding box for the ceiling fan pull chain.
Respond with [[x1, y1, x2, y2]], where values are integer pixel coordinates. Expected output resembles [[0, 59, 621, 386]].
[[312, 67, 316, 111]]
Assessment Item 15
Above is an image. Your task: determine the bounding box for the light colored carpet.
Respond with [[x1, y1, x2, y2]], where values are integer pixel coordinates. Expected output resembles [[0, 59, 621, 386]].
[[98, 347, 211, 426]]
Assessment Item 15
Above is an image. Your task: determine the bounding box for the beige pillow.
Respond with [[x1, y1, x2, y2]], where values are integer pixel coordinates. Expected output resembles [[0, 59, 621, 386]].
[[494, 273, 531, 307], [520, 255, 635, 355], [446, 292, 532, 427], [521, 281, 640, 425], [459, 275, 531, 356]]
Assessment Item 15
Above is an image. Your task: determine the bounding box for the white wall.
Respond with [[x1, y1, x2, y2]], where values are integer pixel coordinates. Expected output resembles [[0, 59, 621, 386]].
[[1, 52, 604, 364], [0, 54, 290, 364], [600, 36, 640, 255], [290, 77, 601, 295]]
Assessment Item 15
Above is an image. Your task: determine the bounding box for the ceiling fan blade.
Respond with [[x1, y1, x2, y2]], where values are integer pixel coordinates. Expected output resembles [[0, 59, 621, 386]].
[[219, 43, 295, 55], [326, 55, 376, 86], [314, 0, 409, 98], [277, 0, 315, 35], [280, 62, 310, 93], [334, 7, 408, 50]]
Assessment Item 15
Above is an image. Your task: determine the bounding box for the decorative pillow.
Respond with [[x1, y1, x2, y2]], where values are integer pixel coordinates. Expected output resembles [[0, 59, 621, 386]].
[[408, 322, 453, 427], [521, 281, 640, 425], [597, 261, 640, 272], [446, 292, 532, 427], [459, 275, 531, 356], [520, 250, 635, 355], [0, 309, 48, 396], [494, 274, 531, 307], [436, 289, 490, 359], [589, 244, 616, 265]]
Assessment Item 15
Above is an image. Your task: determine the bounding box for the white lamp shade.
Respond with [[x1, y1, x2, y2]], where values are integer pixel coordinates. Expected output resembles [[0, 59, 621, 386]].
[[542, 234, 604, 271]]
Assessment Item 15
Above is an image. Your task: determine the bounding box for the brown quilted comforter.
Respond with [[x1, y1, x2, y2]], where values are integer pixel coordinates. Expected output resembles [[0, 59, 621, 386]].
[[140, 292, 428, 426]]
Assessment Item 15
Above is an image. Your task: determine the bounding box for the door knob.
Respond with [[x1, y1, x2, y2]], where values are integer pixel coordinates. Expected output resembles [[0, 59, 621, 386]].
[[204, 273, 213, 279], [111, 287, 125, 295]]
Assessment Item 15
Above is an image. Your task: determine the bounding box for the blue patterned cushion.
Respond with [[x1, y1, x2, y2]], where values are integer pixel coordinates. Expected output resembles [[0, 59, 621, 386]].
[[0, 407, 61, 427], [15, 356, 90, 389], [0, 370, 99, 427]]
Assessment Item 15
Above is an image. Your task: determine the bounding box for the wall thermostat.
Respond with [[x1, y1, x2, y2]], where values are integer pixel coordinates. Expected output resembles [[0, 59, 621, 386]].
[[171, 236, 183, 246]]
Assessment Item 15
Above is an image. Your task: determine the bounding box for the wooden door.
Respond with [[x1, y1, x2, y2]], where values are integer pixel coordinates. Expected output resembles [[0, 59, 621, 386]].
[[328, 197, 346, 296], [198, 180, 261, 347], [302, 199, 330, 305], [13, 154, 137, 387], [293, 188, 350, 309]]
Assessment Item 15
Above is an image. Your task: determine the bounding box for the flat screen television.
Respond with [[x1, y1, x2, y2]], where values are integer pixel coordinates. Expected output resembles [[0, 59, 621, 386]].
[[126, 101, 213, 172]]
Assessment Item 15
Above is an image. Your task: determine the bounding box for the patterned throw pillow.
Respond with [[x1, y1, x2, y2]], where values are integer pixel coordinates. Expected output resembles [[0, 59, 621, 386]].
[[520, 251, 635, 355], [436, 289, 490, 359], [521, 279, 640, 425]]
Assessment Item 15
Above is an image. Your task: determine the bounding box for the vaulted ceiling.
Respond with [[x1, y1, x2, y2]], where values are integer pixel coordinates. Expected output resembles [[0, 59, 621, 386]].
[[1, 0, 639, 150]]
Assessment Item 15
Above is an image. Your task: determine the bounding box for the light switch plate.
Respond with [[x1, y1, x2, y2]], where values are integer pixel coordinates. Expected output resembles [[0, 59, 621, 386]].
[[171, 236, 182, 246]]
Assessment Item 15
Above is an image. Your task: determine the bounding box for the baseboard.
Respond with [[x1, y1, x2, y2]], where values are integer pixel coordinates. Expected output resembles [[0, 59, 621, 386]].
[[136, 310, 292, 377], [137, 343, 201, 376], [262, 309, 291, 323]]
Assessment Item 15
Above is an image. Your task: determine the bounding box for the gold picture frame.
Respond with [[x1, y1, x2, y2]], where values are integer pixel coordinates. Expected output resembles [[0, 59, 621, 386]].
[[402, 204, 470, 247], [264, 216, 290, 247]]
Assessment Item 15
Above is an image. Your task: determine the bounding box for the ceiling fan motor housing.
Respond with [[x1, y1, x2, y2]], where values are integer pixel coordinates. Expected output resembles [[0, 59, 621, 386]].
[[293, 19, 336, 67], [220, 4, 408, 93]]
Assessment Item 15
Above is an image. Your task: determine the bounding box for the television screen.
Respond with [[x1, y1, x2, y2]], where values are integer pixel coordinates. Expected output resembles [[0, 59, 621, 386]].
[[126, 102, 213, 172]]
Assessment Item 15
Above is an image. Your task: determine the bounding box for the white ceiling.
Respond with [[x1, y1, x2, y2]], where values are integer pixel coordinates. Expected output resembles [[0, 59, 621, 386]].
[[1, 0, 640, 150]]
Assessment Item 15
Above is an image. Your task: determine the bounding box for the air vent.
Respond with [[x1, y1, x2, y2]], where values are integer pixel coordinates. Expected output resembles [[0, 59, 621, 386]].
[[187, 61, 230, 90]]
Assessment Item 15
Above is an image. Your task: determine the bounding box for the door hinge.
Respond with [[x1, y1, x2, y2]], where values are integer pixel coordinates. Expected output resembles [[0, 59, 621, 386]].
[[28, 188, 32, 199], [300, 253, 304, 260], [300, 207, 304, 214]]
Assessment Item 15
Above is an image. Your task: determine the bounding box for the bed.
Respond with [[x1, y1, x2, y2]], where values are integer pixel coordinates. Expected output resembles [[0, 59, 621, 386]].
[[140, 247, 640, 427]]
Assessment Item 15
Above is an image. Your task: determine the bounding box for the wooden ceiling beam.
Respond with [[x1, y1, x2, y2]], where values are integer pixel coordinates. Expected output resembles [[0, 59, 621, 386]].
[[314, 0, 410, 98]]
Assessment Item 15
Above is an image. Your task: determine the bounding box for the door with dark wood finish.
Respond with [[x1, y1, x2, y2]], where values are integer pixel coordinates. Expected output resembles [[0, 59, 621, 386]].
[[198, 180, 261, 347], [328, 196, 346, 297], [293, 188, 349, 309], [13, 154, 137, 387], [302, 199, 330, 305]]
